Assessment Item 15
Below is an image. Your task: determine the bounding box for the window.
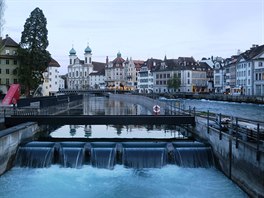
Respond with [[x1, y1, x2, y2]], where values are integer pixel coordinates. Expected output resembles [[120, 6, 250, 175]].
[[70, 59, 72, 65], [248, 70, 250, 76], [5, 50, 9, 55], [14, 60, 17, 65], [0, 69, 1, 74], [259, 62, 263, 67], [6, 59, 9, 64], [6, 78, 9, 85], [14, 79, 18, 84], [6, 69, 9, 74]]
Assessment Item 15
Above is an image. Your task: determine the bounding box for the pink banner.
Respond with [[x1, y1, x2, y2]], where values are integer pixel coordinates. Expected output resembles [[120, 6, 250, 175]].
[[2, 84, 20, 105]]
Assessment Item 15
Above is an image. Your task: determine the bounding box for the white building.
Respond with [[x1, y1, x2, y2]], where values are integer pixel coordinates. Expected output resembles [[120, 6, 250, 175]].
[[89, 62, 106, 89], [67, 45, 93, 89], [252, 49, 264, 96], [213, 61, 225, 93], [42, 58, 65, 96], [138, 58, 161, 93]]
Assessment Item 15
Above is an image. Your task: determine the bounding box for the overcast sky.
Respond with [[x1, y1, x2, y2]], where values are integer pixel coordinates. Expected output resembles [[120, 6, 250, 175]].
[[2, 0, 264, 74]]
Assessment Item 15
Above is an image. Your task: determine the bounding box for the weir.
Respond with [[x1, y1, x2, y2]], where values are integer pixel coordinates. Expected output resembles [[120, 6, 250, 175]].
[[14, 141, 214, 169]]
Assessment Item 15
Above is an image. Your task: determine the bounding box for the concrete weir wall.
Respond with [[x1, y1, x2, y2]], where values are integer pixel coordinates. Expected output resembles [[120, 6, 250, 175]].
[[195, 117, 264, 198], [0, 122, 39, 175]]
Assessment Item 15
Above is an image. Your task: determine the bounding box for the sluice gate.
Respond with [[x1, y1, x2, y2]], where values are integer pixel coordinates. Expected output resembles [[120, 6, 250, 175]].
[[15, 141, 214, 169]]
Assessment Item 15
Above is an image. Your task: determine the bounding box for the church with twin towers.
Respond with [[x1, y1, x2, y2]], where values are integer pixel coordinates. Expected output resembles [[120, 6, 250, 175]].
[[67, 44, 142, 91]]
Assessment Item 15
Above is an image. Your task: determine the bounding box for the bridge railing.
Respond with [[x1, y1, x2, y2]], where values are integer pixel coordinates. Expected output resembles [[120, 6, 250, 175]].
[[0, 99, 82, 117]]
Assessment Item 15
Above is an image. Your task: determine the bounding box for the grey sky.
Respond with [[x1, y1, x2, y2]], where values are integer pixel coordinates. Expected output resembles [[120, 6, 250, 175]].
[[3, 0, 264, 74]]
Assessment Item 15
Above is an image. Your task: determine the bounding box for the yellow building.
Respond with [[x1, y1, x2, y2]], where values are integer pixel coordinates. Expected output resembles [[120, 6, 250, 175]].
[[0, 35, 19, 94]]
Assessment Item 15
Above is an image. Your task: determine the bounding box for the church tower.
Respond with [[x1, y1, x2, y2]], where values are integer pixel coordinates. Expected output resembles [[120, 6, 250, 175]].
[[69, 46, 77, 65], [84, 44, 92, 64]]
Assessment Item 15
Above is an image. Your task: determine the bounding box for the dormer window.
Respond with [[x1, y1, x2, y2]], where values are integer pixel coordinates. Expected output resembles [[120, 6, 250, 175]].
[[5, 50, 9, 55]]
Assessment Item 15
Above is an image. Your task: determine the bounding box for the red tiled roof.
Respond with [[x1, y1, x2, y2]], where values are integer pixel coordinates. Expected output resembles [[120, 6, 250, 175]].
[[49, 58, 60, 67]]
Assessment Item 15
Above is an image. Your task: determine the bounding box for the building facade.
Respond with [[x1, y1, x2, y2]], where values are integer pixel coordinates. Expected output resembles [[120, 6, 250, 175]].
[[42, 58, 64, 96], [105, 52, 126, 89], [67, 45, 93, 89], [124, 58, 144, 90], [89, 62, 106, 89], [0, 35, 19, 94], [138, 58, 161, 93]]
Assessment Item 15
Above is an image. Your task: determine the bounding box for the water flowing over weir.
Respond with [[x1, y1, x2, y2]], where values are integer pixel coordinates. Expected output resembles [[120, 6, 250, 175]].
[[14, 141, 214, 169]]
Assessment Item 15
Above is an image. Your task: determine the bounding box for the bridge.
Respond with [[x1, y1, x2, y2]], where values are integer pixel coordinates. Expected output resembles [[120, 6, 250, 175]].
[[4, 114, 195, 127], [57, 89, 131, 95]]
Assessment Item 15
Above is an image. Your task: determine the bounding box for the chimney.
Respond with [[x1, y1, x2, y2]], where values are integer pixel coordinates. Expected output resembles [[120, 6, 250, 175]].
[[237, 49, 241, 55], [5, 34, 8, 38]]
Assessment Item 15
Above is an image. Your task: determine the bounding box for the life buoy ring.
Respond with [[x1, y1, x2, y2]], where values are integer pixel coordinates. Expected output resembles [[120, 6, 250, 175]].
[[153, 105, 160, 114]]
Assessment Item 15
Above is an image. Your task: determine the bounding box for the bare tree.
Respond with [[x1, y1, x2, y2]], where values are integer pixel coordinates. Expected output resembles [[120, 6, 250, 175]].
[[0, 0, 5, 37]]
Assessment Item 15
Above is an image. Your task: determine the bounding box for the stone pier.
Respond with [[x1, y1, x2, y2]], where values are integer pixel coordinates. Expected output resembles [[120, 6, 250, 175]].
[[0, 122, 39, 175]]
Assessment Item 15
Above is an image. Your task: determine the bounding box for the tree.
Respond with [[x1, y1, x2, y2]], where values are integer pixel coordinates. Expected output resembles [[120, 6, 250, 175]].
[[167, 74, 181, 92], [0, 0, 5, 36], [18, 7, 50, 97]]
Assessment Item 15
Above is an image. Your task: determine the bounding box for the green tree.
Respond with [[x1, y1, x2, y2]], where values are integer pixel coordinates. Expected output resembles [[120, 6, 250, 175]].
[[18, 7, 50, 96], [167, 74, 181, 92]]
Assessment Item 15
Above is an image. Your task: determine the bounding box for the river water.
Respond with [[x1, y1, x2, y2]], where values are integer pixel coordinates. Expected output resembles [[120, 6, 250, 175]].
[[0, 96, 252, 197], [181, 99, 264, 122], [0, 165, 246, 198]]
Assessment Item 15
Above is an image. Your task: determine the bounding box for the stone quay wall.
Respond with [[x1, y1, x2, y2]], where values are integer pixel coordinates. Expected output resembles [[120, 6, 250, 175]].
[[0, 122, 39, 175], [195, 117, 264, 198]]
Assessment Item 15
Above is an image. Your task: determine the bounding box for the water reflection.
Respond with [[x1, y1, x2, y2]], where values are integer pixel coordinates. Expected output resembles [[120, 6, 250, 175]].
[[50, 124, 188, 139], [81, 95, 149, 116], [48, 96, 188, 139]]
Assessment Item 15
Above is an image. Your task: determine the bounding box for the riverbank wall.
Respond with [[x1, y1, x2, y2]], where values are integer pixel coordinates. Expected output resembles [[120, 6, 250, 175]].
[[195, 117, 264, 198], [0, 122, 39, 175]]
